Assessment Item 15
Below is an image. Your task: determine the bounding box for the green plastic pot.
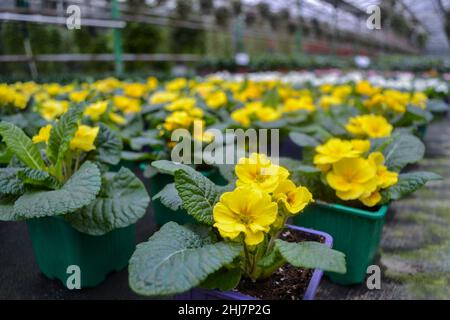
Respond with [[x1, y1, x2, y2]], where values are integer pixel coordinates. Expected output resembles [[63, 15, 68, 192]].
[[147, 168, 227, 226], [27, 216, 135, 288], [293, 202, 388, 285]]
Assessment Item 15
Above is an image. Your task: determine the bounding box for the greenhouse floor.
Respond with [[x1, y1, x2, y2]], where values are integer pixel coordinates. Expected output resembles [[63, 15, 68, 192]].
[[1, 114, 449, 300]]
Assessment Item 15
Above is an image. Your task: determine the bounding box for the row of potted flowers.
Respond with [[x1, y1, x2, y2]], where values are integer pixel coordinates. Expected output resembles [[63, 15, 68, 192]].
[[0, 74, 448, 299]]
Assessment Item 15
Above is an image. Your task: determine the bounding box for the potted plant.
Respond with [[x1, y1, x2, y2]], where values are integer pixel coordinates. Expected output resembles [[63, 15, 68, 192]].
[[128, 153, 346, 299], [290, 135, 440, 284], [0, 105, 150, 288]]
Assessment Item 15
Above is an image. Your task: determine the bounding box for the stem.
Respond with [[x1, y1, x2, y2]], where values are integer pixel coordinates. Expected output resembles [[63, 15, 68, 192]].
[[243, 241, 251, 274], [74, 153, 80, 172], [265, 208, 290, 256]]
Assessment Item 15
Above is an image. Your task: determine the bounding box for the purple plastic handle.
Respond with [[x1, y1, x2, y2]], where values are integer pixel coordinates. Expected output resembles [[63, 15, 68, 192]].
[[177, 224, 333, 300]]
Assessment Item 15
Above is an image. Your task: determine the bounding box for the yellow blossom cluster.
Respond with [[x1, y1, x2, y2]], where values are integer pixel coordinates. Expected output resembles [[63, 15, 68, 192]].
[[314, 138, 398, 206], [213, 153, 313, 245]]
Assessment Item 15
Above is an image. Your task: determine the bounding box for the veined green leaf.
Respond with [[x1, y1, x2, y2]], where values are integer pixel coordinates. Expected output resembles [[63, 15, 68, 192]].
[[153, 183, 183, 211], [151, 160, 196, 176], [275, 239, 346, 274], [174, 169, 222, 226], [18, 168, 61, 189], [13, 161, 101, 219], [65, 167, 150, 235], [47, 106, 82, 166], [0, 195, 18, 221], [0, 121, 46, 170], [0, 168, 24, 195], [200, 267, 242, 291], [89, 123, 122, 165], [129, 222, 242, 297], [289, 132, 319, 147], [382, 171, 441, 201], [383, 134, 425, 172]]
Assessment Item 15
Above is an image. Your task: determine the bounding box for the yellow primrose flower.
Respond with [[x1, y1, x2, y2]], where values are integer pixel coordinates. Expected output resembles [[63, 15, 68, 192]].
[[235, 153, 289, 193], [123, 83, 147, 99], [33, 92, 50, 103], [231, 108, 251, 127], [273, 180, 313, 215], [163, 111, 194, 131], [109, 112, 127, 125], [255, 107, 281, 122], [410, 92, 428, 109], [368, 152, 398, 189], [147, 77, 158, 91], [69, 90, 89, 103], [356, 81, 380, 96], [70, 125, 99, 152], [359, 190, 382, 207], [350, 139, 371, 153], [45, 83, 63, 96], [282, 97, 315, 112], [39, 100, 69, 121], [314, 138, 365, 166], [320, 84, 334, 94], [32, 124, 52, 144], [149, 91, 178, 104], [383, 90, 410, 113], [165, 78, 187, 92], [193, 129, 215, 143], [332, 85, 352, 100], [165, 97, 197, 111], [13, 93, 28, 109], [213, 186, 278, 246], [193, 83, 215, 98], [326, 157, 378, 200], [319, 95, 342, 111], [205, 91, 227, 109], [113, 96, 141, 114], [234, 84, 262, 102], [84, 101, 108, 121], [346, 114, 393, 138], [93, 77, 121, 93], [189, 107, 204, 118]]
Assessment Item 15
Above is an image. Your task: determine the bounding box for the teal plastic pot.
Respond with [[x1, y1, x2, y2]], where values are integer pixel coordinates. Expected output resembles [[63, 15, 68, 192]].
[[293, 202, 388, 285], [417, 124, 428, 139], [148, 168, 227, 226], [27, 216, 135, 288]]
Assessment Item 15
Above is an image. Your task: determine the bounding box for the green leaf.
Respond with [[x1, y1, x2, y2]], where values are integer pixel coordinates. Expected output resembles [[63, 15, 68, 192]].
[[153, 183, 183, 211], [47, 106, 82, 166], [174, 169, 222, 226], [0, 195, 18, 221], [394, 105, 433, 126], [383, 134, 425, 171], [289, 132, 319, 147], [0, 168, 24, 195], [383, 171, 441, 201], [200, 267, 241, 291], [18, 168, 61, 189], [90, 123, 122, 165], [0, 121, 46, 170], [121, 151, 153, 161], [130, 130, 164, 151], [275, 239, 346, 274], [151, 160, 196, 176], [65, 167, 150, 235], [0, 145, 13, 164], [13, 161, 101, 219], [129, 222, 242, 296], [427, 99, 448, 113]]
